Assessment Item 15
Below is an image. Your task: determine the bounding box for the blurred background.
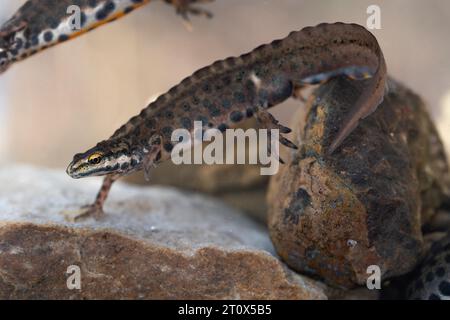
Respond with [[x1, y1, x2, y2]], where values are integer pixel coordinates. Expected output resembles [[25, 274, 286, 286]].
[[0, 0, 449, 168]]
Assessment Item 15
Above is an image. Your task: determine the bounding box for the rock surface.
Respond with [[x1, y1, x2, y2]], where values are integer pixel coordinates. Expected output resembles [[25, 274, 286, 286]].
[[268, 77, 450, 288], [0, 165, 325, 299]]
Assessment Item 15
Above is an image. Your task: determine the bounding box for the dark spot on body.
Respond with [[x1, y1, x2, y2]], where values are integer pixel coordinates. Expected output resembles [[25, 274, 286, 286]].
[[222, 76, 231, 86], [163, 142, 173, 152], [230, 111, 243, 123], [161, 126, 173, 137], [218, 123, 228, 132], [58, 34, 69, 42], [14, 38, 23, 50], [120, 162, 129, 170], [80, 12, 87, 27], [196, 115, 209, 126], [96, 1, 116, 21], [30, 35, 39, 46], [145, 119, 156, 129], [235, 70, 245, 82], [180, 117, 192, 130], [164, 110, 174, 119], [202, 83, 210, 92], [221, 99, 231, 109], [88, 0, 98, 8], [425, 272, 434, 282], [43, 31, 53, 42], [182, 103, 191, 111]]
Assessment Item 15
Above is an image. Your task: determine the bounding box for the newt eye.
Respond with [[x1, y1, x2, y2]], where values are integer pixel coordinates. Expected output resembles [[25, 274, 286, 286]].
[[88, 153, 103, 165]]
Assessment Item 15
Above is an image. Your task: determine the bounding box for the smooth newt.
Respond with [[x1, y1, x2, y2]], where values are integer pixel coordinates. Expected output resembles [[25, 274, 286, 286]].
[[66, 22, 387, 220], [0, 0, 213, 74]]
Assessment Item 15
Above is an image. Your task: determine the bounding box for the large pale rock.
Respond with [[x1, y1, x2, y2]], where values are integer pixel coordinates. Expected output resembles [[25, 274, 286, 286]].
[[0, 165, 325, 299]]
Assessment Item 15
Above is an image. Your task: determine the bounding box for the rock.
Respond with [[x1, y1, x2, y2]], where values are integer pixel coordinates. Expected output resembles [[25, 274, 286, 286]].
[[0, 165, 325, 299], [267, 77, 450, 288]]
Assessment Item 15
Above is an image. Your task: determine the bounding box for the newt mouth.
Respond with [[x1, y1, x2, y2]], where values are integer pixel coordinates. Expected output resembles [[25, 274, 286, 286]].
[[66, 161, 80, 179]]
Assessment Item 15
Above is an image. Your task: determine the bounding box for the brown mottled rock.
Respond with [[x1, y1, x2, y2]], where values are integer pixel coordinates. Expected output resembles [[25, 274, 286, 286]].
[[0, 165, 325, 299], [268, 77, 450, 288]]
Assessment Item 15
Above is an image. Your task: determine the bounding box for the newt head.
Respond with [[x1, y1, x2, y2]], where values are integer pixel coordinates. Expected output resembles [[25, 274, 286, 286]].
[[66, 140, 143, 179]]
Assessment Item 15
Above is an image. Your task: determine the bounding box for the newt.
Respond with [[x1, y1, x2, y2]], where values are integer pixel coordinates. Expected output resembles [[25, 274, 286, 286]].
[[66, 22, 387, 220], [0, 0, 213, 74], [406, 233, 450, 300]]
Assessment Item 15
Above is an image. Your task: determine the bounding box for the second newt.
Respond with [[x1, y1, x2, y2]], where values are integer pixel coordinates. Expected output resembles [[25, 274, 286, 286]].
[[66, 22, 387, 220]]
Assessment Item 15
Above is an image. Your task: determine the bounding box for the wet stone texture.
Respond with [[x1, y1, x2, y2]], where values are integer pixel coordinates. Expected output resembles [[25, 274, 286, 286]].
[[0, 166, 325, 299], [268, 77, 450, 288]]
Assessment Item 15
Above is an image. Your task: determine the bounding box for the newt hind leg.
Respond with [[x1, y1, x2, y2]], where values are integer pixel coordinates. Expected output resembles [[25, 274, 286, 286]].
[[62, 175, 117, 222]]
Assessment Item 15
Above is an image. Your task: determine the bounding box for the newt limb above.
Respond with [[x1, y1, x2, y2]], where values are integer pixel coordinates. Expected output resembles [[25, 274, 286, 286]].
[[0, 0, 214, 74], [65, 22, 387, 221]]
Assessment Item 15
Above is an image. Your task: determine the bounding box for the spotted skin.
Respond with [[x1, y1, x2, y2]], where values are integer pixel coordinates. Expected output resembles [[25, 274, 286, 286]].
[[407, 234, 450, 300], [66, 22, 387, 220], [0, 0, 213, 74]]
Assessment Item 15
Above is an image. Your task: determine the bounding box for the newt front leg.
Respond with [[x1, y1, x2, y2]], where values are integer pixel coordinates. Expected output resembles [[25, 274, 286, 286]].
[[63, 175, 118, 222]]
